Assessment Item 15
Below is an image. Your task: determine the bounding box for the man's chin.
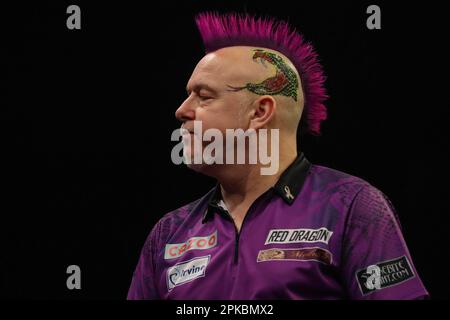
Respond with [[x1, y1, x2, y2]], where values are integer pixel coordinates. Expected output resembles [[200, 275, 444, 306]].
[[186, 162, 211, 173], [184, 159, 221, 177]]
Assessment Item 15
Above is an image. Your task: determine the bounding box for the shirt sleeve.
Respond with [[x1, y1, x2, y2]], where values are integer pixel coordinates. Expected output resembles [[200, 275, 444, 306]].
[[340, 185, 429, 299], [127, 223, 161, 300]]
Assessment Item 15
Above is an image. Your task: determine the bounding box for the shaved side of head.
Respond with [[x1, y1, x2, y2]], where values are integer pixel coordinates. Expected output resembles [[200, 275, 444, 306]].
[[203, 46, 304, 134]]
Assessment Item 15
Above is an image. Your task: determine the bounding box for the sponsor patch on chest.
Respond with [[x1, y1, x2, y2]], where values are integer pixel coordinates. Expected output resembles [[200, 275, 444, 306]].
[[257, 247, 333, 265], [167, 255, 211, 291], [265, 228, 333, 245], [165, 230, 217, 260]]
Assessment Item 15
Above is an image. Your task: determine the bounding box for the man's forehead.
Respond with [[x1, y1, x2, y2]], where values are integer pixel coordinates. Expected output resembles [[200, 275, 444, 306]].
[[186, 52, 236, 91], [188, 46, 273, 90], [192, 50, 240, 77]]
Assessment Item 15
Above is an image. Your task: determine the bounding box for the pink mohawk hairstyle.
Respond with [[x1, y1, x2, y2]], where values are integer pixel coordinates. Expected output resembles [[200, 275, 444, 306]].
[[195, 12, 328, 136]]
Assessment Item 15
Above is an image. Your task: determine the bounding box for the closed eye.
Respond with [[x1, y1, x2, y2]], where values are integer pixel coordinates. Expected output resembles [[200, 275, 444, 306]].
[[198, 95, 213, 101]]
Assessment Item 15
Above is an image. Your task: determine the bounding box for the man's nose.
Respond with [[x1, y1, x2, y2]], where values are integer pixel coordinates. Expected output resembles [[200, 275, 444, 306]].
[[175, 97, 196, 122]]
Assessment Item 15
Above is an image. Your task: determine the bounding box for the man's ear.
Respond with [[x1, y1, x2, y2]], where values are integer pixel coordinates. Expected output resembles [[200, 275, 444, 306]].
[[249, 96, 276, 130]]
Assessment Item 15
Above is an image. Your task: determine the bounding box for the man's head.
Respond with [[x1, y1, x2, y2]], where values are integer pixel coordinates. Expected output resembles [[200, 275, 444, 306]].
[[193, 12, 328, 136], [175, 13, 328, 176], [176, 45, 302, 136]]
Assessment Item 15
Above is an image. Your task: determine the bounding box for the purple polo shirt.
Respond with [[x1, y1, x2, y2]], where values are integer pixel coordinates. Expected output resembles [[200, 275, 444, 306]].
[[127, 153, 429, 299]]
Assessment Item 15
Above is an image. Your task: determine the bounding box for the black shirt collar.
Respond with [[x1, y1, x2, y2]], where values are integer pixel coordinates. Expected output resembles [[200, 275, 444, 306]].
[[202, 152, 311, 223]]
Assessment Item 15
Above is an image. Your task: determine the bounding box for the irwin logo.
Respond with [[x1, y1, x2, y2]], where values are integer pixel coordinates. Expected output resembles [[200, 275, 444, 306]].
[[167, 255, 210, 291], [265, 228, 333, 245]]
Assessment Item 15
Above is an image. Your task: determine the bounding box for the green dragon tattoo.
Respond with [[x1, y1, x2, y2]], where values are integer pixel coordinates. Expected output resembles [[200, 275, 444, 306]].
[[228, 49, 299, 101]]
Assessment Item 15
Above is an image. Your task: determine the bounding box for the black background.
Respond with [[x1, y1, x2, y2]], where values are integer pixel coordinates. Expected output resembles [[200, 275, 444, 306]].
[[3, 0, 449, 299]]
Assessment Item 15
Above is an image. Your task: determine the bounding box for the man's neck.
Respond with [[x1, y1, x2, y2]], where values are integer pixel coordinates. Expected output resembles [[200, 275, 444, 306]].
[[216, 150, 298, 217]]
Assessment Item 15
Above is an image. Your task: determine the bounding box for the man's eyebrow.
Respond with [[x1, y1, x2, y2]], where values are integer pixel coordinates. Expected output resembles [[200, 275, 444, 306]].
[[186, 83, 219, 94]]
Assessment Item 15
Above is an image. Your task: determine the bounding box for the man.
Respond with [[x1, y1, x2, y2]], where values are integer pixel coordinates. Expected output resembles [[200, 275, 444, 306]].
[[127, 12, 429, 299]]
